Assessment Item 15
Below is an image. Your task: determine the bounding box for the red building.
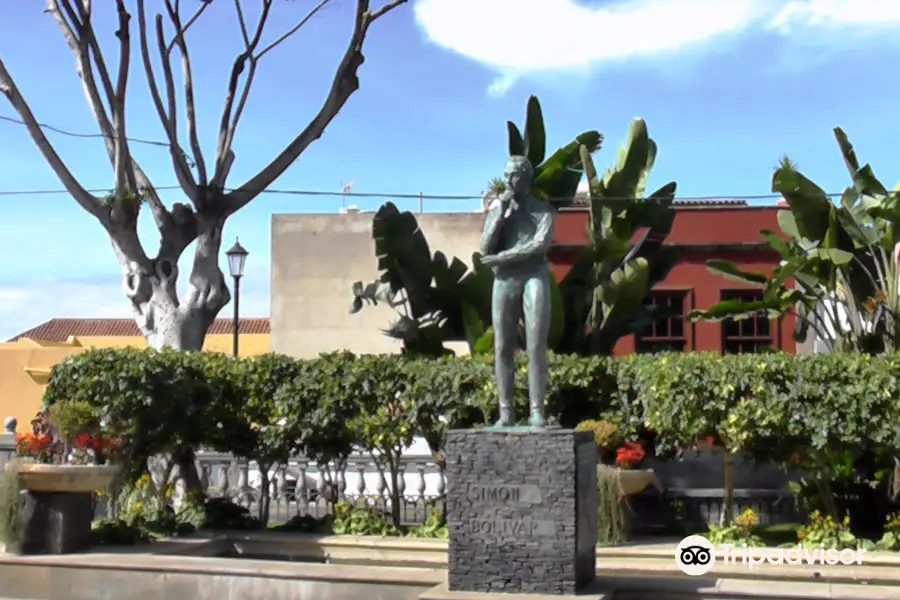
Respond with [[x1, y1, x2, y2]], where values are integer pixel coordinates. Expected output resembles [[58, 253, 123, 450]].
[[548, 198, 795, 356]]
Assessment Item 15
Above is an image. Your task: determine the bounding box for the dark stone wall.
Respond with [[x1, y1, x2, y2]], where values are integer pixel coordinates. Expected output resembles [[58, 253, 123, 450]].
[[445, 428, 597, 595]]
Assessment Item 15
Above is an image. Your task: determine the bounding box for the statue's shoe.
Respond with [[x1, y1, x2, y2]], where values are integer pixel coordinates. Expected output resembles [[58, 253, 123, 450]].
[[528, 410, 547, 428]]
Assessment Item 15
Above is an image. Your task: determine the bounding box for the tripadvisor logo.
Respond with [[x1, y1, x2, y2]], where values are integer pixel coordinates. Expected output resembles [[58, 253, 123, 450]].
[[720, 543, 866, 568], [675, 535, 866, 576]]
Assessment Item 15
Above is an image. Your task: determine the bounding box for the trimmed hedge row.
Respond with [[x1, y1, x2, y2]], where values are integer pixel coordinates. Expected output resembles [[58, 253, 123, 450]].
[[42, 348, 900, 469]]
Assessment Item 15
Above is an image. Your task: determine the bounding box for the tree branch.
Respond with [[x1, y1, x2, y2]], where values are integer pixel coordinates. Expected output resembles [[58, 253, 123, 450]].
[[46, 1, 161, 229], [164, 0, 208, 187], [233, 0, 251, 48], [135, 0, 198, 203], [47, 0, 117, 162], [0, 57, 104, 219], [112, 0, 134, 195], [223, 0, 408, 215], [255, 0, 333, 61], [212, 0, 273, 187]]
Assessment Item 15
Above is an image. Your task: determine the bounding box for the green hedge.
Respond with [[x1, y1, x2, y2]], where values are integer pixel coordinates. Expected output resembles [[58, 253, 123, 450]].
[[42, 349, 900, 469]]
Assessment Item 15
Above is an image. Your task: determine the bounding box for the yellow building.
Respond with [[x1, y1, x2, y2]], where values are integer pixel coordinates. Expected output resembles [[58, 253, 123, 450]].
[[0, 318, 270, 432]]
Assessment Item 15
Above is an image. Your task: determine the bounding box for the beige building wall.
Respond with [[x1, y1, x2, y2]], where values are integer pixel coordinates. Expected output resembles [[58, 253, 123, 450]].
[[270, 212, 484, 358]]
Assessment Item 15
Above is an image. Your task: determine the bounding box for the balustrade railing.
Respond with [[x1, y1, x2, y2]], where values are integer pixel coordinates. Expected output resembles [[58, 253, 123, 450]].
[[0, 416, 446, 525], [0, 417, 800, 529]]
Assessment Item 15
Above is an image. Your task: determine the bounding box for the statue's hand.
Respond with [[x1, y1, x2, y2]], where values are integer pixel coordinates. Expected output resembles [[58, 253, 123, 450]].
[[499, 189, 517, 218], [480, 254, 500, 268]]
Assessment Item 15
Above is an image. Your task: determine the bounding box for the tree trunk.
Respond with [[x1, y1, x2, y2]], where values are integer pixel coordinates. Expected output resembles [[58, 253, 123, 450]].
[[389, 454, 401, 528], [110, 212, 230, 500], [722, 450, 735, 524], [114, 213, 230, 352], [258, 463, 271, 524]]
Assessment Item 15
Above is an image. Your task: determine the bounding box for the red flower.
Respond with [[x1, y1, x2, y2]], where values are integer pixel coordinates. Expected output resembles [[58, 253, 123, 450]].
[[15, 432, 54, 459], [615, 441, 645, 468], [73, 433, 92, 449]]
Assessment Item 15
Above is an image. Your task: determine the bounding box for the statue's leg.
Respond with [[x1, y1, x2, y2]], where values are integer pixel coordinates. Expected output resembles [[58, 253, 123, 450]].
[[523, 269, 550, 427], [492, 278, 521, 427]]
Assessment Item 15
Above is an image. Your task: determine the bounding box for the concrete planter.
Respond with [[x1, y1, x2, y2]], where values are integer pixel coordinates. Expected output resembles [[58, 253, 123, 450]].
[[8, 463, 119, 493], [612, 468, 659, 496], [4, 462, 119, 555]]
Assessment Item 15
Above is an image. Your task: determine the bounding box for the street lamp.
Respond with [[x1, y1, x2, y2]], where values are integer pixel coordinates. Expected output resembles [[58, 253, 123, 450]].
[[225, 238, 249, 357]]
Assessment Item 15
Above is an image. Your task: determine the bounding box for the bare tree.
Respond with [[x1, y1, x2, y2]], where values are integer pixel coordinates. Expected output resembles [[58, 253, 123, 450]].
[[0, 0, 406, 350]]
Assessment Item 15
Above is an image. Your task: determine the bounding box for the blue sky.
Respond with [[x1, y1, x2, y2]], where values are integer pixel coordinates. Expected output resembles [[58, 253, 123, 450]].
[[0, 0, 898, 340]]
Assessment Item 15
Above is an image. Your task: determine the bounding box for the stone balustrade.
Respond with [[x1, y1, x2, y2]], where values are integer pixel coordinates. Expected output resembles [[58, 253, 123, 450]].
[[0, 415, 445, 524]]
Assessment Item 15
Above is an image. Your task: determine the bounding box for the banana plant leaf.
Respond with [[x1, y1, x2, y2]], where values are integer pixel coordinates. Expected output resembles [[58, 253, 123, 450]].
[[523, 95, 546, 167], [532, 131, 603, 207]]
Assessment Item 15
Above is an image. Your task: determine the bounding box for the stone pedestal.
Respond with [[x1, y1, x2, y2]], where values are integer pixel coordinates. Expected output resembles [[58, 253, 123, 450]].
[[17, 491, 94, 554], [445, 428, 598, 595]]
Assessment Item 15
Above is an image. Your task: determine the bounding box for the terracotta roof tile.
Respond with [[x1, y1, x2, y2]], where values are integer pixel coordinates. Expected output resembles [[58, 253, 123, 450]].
[[8, 317, 270, 342]]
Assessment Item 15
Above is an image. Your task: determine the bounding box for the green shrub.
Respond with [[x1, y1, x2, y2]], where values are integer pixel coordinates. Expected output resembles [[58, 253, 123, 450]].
[[797, 510, 859, 550], [39, 346, 900, 529]]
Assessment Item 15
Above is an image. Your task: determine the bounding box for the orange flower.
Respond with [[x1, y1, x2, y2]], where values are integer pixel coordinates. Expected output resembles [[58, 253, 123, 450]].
[[615, 441, 645, 468]]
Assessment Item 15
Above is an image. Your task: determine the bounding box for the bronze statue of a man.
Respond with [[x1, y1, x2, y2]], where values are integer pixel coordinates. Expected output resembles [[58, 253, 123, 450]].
[[479, 156, 556, 427]]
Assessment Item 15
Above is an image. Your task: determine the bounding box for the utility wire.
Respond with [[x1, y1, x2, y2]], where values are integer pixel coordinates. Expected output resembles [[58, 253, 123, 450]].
[[0, 187, 802, 201], [0, 115, 170, 150], [0, 112, 853, 202]]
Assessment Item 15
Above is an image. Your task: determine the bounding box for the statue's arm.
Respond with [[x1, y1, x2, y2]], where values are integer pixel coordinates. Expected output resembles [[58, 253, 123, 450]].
[[480, 199, 506, 256], [492, 206, 555, 266]]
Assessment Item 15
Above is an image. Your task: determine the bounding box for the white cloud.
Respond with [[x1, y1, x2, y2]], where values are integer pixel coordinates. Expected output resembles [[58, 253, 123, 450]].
[[413, 0, 900, 95], [768, 0, 900, 33], [0, 275, 269, 342]]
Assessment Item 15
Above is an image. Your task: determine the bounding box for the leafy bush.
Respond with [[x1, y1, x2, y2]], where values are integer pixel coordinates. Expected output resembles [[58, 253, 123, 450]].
[[706, 508, 763, 547], [797, 510, 859, 550], [876, 512, 900, 551], [331, 501, 400, 536], [39, 346, 900, 532], [407, 507, 448, 539]]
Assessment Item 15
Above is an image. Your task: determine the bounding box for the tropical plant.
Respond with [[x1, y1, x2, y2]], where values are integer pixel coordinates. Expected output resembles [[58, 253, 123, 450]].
[[688, 128, 900, 354], [348, 202, 494, 357], [553, 118, 679, 355], [500, 95, 603, 208], [351, 95, 603, 356]]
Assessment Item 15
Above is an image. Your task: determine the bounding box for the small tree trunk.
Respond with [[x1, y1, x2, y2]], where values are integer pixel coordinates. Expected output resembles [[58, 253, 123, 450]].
[[258, 463, 271, 524], [390, 453, 402, 528], [722, 450, 735, 524]]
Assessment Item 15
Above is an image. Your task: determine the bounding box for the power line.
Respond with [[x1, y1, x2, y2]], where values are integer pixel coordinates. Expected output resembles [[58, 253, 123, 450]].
[[0, 112, 855, 202], [0, 186, 810, 202], [0, 115, 171, 150]]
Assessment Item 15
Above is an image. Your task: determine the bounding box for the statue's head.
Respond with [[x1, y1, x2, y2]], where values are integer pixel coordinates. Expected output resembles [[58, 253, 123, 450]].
[[504, 155, 533, 196]]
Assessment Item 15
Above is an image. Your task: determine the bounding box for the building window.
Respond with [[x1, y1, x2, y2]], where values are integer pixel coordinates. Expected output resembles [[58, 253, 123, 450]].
[[721, 290, 773, 353], [636, 292, 687, 353]]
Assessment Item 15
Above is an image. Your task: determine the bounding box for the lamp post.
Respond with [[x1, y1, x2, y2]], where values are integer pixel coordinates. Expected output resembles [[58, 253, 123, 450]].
[[225, 238, 249, 357]]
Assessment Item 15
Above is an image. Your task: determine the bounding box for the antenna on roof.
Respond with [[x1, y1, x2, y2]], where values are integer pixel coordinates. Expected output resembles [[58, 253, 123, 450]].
[[340, 179, 354, 212]]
